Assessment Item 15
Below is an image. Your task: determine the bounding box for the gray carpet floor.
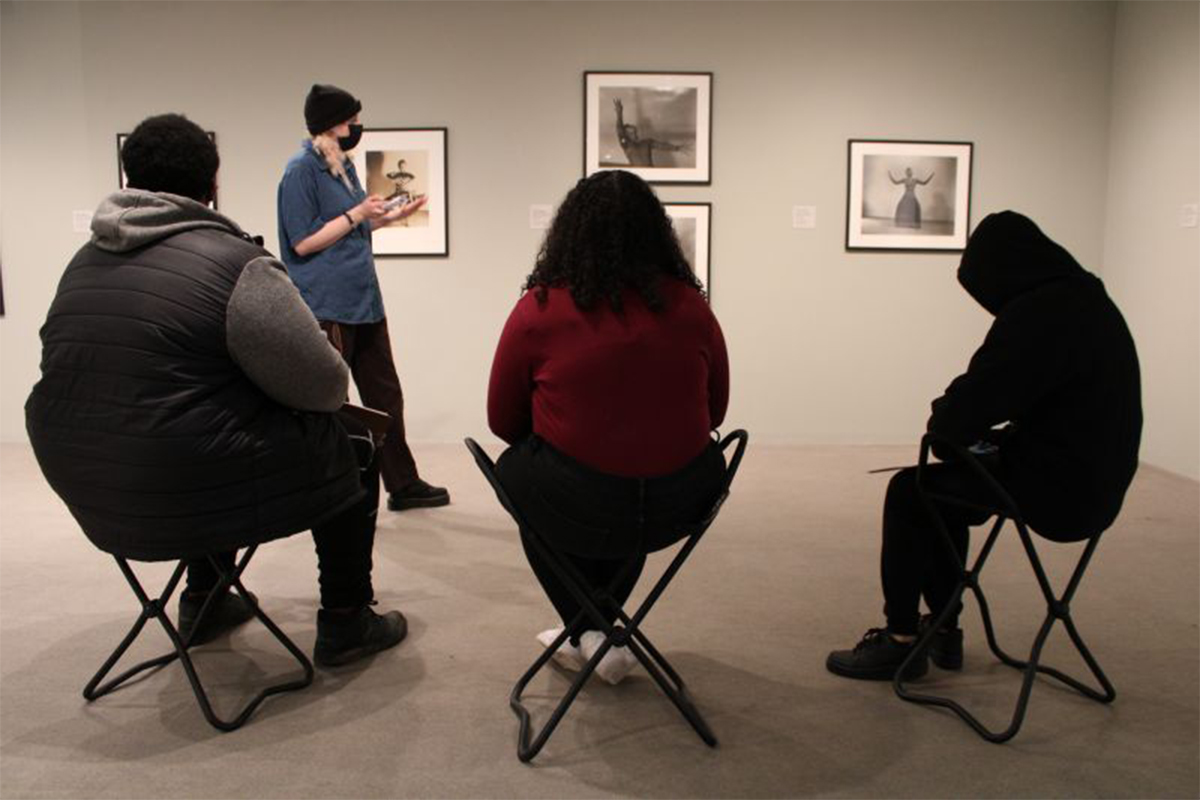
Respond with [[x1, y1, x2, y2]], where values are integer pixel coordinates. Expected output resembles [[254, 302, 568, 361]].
[[1, 442, 1197, 799]]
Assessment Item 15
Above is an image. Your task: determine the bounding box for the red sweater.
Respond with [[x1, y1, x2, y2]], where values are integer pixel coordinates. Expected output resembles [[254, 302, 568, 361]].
[[488, 281, 729, 477]]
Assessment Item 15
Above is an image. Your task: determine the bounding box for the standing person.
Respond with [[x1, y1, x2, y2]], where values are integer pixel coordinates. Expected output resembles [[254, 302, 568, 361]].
[[826, 211, 1142, 681], [487, 170, 730, 685], [26, 113, 406, 668], [277, 83, 449, 513]]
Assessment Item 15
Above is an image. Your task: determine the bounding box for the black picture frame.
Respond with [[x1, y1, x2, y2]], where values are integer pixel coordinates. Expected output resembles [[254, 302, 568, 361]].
[[584, 71, 713, 185], [353, 127, 450, 258], [845, 139, 973, 252]]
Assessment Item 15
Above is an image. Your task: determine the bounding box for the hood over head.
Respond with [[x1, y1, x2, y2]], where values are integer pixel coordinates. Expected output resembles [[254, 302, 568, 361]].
[[90, 189, 247, 253], [957, 211, 1086, 315]]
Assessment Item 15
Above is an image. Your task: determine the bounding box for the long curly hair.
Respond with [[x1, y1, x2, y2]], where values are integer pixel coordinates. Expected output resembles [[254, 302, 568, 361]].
[[523, 170, 704, 312]]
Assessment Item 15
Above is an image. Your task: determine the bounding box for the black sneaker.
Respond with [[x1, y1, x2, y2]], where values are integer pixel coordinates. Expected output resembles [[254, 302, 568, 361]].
[[920, 614, 964, 670], [826, 628, 928, 681], [314, 606, 407, 667], [177, 589, 257, 645], [387, 479, 450, 511]]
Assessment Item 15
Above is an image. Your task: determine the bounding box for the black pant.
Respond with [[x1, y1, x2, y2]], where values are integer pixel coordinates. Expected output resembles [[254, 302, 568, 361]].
[[496, 436, 726, 640], [187, 411, 379, 610], [880, 462, 1003, 635]]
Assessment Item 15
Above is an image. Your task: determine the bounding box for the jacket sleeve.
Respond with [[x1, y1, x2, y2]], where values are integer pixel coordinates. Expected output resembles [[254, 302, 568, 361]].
[[707, 308, 730, 429], [927, 292, 1072, 446], [226, 256, 349, 412], [487, 298, 536, 444]]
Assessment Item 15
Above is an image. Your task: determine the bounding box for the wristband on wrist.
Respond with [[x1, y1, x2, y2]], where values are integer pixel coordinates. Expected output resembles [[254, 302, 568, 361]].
[[343, 211, 355, 227]]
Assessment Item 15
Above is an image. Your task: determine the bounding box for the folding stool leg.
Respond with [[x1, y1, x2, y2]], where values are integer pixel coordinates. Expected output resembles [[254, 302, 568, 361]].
[[608, 531, 718, 745], [979, 529, 1116, 702], [895, 511, 1115, 743], [83, 548, 314, 732], [509, 528, 717, 760], [470, 432, 746, 762]]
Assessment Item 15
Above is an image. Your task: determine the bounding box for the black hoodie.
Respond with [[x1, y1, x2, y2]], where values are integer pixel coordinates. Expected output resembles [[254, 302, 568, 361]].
[[928, 212, 1142, 539]]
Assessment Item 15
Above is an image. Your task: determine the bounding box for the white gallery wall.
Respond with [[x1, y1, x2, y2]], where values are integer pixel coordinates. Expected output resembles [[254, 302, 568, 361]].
[[1, 1, 1196, 477], [1102, 0, 1200, 480]]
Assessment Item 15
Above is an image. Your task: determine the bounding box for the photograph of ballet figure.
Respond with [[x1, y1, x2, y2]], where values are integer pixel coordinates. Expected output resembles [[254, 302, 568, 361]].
[[598, 88, 697, 169], [366, 149, 430, 229], [585, 72, 712, 184], [846, 140, 973, 251], [352, 128, 449, 257]]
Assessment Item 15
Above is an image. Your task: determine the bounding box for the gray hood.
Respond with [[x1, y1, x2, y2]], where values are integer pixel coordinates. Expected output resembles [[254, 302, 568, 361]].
[[91, 189, 248, 253]]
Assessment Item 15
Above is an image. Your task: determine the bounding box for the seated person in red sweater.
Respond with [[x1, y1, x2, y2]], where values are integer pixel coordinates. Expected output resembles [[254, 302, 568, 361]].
[[487, 170, 730, 685]]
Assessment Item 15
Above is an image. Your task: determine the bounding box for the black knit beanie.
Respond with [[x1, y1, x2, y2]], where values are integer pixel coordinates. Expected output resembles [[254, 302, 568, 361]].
[[304, 84, 362, 135]]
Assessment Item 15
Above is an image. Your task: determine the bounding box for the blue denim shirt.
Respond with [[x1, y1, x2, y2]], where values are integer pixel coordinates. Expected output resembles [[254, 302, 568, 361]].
[[277, 141, 385, 324]]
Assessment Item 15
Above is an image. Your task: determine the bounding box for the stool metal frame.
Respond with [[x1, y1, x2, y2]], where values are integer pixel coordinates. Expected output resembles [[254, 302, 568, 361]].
[[465, 430, 748, 762], [893, 432, 1116, 743], [84, 545, 314, 732]]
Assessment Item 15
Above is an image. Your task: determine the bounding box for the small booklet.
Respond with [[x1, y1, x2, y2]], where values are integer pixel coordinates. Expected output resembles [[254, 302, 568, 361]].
[[340, 402, 391, 441]]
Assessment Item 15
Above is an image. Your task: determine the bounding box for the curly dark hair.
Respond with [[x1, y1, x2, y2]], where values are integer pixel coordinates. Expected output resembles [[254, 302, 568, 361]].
[[523, 170, 703, 312], [121, 113, 218, 203]]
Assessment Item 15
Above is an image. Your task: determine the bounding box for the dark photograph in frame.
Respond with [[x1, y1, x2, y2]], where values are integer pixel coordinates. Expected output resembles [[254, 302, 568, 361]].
[[117, 131, 218, 209], [845, 139, 973, 251], [353, 127, 449, 257], [664, 202, 712, 297], [585, 72, 712, 185]]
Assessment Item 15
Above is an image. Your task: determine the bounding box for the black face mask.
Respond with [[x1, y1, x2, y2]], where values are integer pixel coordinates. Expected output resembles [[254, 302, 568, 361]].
[[338, 124, 363, 151]]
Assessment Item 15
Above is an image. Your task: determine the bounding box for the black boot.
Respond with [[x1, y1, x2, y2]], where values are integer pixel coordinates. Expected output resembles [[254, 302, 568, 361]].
[[387, 478, 450, 511], [314, 606, 407, 667], [177, 589, 257, 645], [920, 614, 964, 670]]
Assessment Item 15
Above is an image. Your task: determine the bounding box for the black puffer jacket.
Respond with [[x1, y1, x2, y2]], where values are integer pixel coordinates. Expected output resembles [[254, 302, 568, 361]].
[[929, 211, 1142, 540], [26, 191, 362, 560]]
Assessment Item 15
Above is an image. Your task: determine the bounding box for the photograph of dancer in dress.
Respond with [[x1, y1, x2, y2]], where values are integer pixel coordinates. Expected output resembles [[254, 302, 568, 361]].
[[597, 89, 696, 169], [859, 155, 956, 237], [890, 167, 934, 229]]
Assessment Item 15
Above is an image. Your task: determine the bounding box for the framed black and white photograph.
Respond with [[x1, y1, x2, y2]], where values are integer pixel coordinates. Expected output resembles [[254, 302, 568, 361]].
[[585, 72, 712, 184], [664, 202, 711, 296], [846, 140, 973, 251], [117, 131, 218, 209], [353, 128, 449, 257]]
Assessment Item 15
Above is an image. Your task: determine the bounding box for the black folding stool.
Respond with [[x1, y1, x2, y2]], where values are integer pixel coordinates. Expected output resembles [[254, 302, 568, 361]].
[[893, 432, 1116, 743], [84, 546, 314, 732], [465, 430, 748, 762]]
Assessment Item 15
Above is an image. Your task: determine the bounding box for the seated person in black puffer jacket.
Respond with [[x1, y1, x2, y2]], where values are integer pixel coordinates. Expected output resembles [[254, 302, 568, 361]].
[[827, 211, 1142, 681], [25, 113, 403, 667]]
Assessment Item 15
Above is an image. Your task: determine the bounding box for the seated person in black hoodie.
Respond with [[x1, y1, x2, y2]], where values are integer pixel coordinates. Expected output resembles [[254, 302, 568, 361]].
[[827, 211, 1142, 681], [25, 114, 405, 667]]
